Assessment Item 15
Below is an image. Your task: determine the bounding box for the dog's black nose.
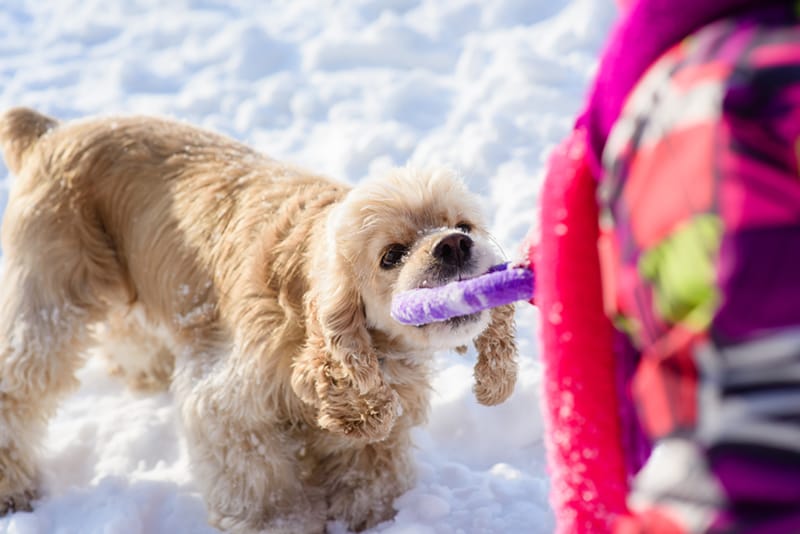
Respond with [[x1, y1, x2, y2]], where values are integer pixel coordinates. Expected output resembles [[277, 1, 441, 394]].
[[433, 233, 473, 268]]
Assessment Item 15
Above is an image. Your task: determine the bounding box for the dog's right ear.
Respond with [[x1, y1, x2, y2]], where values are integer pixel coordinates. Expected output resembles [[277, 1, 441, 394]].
[[290, 211, 399, 442], [291, 296, 399, 443], [314, 269, 383, 392]]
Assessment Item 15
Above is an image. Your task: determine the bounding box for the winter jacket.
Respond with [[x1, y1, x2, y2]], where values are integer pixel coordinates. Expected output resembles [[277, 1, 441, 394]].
[[535, 1, 800, 532]]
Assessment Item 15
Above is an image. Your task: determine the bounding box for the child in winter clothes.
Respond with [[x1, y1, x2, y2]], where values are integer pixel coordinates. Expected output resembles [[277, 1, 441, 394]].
[[534, 1, 800, 532]]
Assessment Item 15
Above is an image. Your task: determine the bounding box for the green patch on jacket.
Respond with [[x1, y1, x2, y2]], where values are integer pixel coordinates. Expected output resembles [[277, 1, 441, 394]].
[[638, 215, 722, 332]]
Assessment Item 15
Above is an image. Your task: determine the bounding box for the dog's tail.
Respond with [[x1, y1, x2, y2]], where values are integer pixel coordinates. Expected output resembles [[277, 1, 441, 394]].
[[0, 107, 58, 175]]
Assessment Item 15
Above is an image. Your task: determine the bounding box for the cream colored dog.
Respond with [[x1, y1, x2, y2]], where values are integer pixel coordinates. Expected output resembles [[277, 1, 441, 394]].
[[0, 108, 517, 533]]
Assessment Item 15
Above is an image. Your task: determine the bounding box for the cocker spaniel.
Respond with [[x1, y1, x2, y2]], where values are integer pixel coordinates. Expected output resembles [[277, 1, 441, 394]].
[[0, 108, 517, 533]]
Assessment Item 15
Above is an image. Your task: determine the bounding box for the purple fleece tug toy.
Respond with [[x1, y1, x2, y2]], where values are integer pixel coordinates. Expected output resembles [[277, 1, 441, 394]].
[[391, 263, 535, 326]]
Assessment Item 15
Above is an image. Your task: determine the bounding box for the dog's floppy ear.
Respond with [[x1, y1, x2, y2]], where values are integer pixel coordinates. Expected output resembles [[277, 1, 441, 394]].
[[313, 269, 383, 392], [472, 304, 518, 405], [291, 238, 399, 442]]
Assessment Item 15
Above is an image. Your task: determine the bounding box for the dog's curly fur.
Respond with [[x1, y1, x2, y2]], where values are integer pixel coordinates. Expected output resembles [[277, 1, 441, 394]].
[[0, 108, 518, 533]]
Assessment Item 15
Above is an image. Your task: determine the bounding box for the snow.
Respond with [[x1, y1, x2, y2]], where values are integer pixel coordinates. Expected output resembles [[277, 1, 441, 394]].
[[0, 1, 615, 533]]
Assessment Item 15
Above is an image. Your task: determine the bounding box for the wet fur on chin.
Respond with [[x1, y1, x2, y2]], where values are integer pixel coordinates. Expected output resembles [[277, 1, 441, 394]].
[[0, 107, 518, 533]]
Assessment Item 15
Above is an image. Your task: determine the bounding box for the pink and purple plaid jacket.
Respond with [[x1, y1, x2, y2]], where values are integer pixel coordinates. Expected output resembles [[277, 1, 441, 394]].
[[601, 3, 800, 533], [558, 1, 800, 532]]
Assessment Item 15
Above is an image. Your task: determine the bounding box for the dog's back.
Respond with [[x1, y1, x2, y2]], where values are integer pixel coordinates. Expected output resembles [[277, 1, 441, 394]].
[[0, 109, 345, 332]]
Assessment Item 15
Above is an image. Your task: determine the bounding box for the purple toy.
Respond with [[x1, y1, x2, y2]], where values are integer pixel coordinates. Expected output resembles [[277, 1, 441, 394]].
[[391, 263, 535, 326]]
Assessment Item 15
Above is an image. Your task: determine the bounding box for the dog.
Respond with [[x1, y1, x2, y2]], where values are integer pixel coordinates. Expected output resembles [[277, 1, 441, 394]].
[[0, 108, 518, 533]]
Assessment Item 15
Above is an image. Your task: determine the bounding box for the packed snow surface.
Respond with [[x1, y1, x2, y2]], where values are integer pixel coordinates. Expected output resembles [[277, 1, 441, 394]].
[[0, 1, 614, 532]]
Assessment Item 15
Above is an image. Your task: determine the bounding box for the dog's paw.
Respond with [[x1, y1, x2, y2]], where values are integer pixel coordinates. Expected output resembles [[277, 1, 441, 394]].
[[211, 510, 326, 534], [317, 390, 400, 443], [316, 366, 400, 442], [0, 488, 36, 516], [328, 487, 398, 532], [0, 454, 39, 517]]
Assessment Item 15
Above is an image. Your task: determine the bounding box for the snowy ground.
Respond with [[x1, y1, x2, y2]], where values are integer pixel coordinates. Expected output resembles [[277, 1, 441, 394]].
[[0, 1, 615, 533]]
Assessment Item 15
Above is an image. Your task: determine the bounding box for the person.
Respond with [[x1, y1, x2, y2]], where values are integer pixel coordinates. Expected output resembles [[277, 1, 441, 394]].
[[531, 0, 800, 532]]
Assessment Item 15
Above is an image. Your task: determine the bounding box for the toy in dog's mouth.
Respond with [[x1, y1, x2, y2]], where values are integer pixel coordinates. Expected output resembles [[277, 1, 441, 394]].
[[391, 263, 535, 326], [402, 270, 486, 329]]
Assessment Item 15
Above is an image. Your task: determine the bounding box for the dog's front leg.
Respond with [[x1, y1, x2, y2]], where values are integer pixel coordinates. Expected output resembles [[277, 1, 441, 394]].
[[173, 358, 326, 534], [313, 426, 415, 531]]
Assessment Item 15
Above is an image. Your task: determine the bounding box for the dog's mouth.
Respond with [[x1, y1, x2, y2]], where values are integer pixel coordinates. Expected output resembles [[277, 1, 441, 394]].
[[414, 267, 481, 290], [444, 311, 482, 328], [414, 310, 481, 330]]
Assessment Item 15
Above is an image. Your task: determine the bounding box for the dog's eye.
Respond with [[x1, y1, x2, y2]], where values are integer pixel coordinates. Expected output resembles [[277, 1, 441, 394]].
[[456, 222, 472, 233], [380, 244, 408, 270]]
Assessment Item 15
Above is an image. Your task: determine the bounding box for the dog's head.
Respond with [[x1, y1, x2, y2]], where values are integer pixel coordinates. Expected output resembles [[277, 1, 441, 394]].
[[328, 167, 501, 349], [301, 167, 517, 412]]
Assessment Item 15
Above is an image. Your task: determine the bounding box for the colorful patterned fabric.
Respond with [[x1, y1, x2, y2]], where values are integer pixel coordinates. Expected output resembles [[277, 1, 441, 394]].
[[580, 0, 788, 176], [599, 5, 800, 533]]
